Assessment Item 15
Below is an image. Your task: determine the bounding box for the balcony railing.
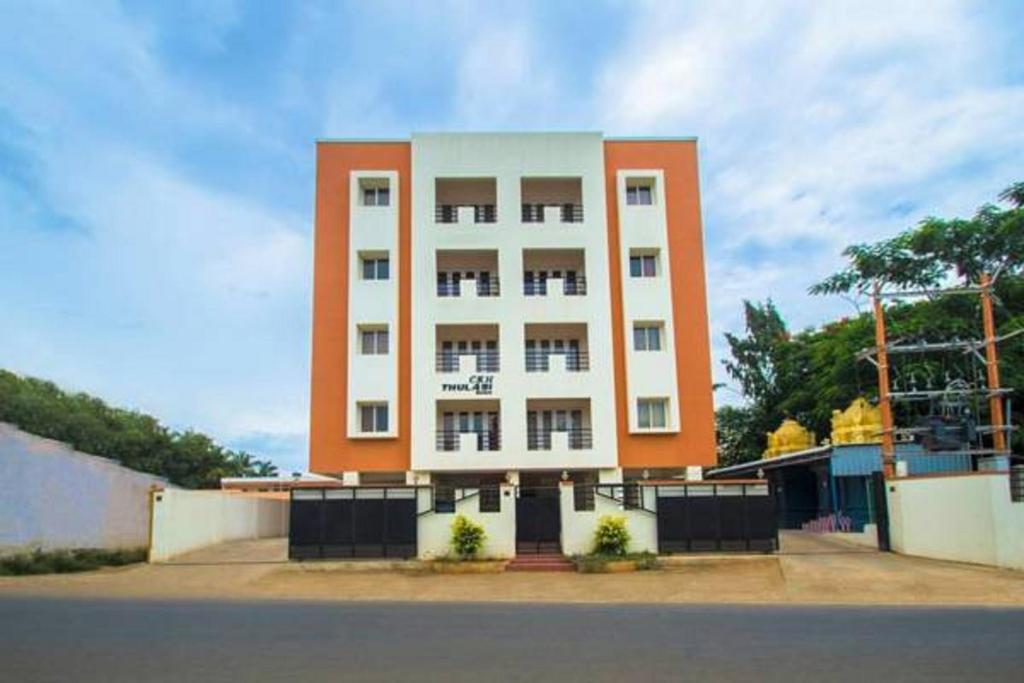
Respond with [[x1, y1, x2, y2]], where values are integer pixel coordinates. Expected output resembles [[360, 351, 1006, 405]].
[[526, 428, 593, 450], [437, 276, 501, 297], [523, 275, 586, 296], [524, 349, 589, 372], [436, 204, 497, 224], [436, 428, 501, 452], [521, 203, 584, 223], [436, 350, 500, 372]]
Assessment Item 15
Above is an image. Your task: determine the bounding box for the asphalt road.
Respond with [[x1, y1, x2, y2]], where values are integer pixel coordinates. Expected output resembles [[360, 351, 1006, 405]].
[[2, 597, 1023, 682]]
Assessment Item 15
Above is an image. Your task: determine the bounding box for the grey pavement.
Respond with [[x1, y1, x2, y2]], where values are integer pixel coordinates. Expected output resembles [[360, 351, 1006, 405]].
[[2, 597, 1022, 682]]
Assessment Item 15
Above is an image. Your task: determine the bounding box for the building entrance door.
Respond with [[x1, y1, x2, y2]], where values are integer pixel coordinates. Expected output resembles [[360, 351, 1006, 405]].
[[515, 486, 561, 555]]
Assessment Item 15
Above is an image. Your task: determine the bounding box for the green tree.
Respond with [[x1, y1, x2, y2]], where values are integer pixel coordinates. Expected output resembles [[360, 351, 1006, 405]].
[[0, 370, 278, 488], [810, 182, 1024, 295], [714, 404, 761, 467], [809, 181, 1024, 453], [718, 301, 814, 464]]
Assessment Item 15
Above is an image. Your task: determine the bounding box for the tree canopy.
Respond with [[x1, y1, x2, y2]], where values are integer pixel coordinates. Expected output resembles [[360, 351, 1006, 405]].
[[718, 182, 1023, 466], [0, 370, 277, 488], [810, 182, 1024, 295]]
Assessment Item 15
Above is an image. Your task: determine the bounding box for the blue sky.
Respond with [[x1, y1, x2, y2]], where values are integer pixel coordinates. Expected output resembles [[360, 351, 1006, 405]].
[[2, 1, 1022, 474]]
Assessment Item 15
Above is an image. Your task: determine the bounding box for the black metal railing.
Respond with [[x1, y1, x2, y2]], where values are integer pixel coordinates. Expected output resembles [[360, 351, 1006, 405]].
[[436, 428, 501, 451], [435, 204, 497, 224], [1011, 463, 1024, 503], [526, 428, 593, 450], [435, 350, 500, 372], [521, 203, 584, 223], [522, 275, 587, 296], [436, 276, 501, 297], [524, 349, 589, 372]]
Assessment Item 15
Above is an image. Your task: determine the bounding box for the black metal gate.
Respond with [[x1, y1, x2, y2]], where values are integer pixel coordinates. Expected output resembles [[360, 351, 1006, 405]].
[[289, 487, 418, 560], [516, 487, 561, 554], [656, 482, 777, 553], [870, 471, 890, 551]]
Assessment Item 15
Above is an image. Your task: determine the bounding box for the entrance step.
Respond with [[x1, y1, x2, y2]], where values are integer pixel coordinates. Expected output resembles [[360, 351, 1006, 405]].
[[507, 554, 575, 573]]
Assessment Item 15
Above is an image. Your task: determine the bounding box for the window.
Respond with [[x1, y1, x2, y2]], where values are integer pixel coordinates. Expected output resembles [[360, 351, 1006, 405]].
[[479, 485, 500, 513], [360, 327, 388, 355], [434, 486, 455, 514], [633, 324, 662, 351], [626, 179, 654, 205], [629, 253, 658, 278], [359, 403, 389, 433], [361, 256, 389, 280], [637, 399, 667, 430], [574, 483, 595, 511], [360, 179, 390, 206]]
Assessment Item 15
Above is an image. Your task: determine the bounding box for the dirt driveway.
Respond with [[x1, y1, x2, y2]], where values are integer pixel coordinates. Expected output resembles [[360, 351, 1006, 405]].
[[2, 532, 1022, 606]]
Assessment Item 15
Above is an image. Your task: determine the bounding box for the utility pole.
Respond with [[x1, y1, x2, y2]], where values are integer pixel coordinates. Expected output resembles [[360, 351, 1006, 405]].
[[979, 273, 1007, 453], [873, 283, 896, 477]]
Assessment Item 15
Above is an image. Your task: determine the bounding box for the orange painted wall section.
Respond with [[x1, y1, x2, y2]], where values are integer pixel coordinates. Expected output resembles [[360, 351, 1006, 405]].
[[309, 142, 411, 474], [604, 141, 717, 468]]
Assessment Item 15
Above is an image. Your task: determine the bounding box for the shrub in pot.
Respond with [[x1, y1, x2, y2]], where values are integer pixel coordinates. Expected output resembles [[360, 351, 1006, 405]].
[[592, 515, 630, 556], [450, 514, 487, 559]]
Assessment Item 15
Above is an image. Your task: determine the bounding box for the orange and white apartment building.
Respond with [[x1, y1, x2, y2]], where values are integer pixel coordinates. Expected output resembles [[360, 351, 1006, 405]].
[[309, 132, 716, 492]]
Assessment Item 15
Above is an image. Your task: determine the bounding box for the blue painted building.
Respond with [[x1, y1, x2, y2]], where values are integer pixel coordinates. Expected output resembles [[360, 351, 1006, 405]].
[[707, 443, 971, 531]]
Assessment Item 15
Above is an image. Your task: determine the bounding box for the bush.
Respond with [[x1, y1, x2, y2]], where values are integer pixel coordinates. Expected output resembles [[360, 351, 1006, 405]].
[[592, 515, 630, 556], [632, 551, 660, 571], [450, 515, 486, 559], [570, 551, 660, 573], [0, 548, 147, 576]]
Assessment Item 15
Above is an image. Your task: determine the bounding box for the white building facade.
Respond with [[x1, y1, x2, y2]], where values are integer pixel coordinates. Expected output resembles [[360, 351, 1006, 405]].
[[309, 132, 717, 490]]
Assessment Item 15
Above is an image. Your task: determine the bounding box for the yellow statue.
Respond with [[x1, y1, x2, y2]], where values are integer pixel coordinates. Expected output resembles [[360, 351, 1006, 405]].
[[830, 397, 882, 445], [764, 419, 815, 458]]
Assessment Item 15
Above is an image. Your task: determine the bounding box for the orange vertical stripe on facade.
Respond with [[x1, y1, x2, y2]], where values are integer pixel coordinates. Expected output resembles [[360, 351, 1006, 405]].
[[309, 142, 411, 473], [603, 141, 717, 468]]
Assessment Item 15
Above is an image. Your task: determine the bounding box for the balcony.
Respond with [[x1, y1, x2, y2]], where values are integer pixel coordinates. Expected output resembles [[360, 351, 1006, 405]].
[[526, 428, 593, 450], [522, 249, 586, 297], [436, 250, 500, 298], [521, 177, 583, 224], [526, 399, 592, 451], [435, 178, 497, 225], [524, 323, 589, 372], [436, 400, 501, 452], [436, 324, 500, 373]]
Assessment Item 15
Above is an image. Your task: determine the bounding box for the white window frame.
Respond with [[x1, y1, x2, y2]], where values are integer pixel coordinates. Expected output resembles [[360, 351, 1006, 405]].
[[361, 255, 390, 281], [359, 326, 389, 355], [625, 179, 655, 206], [633, 323, 663, 351], [359, 403, 389, 433], [629, 251, 658, 278], [637, 398, 668, 430], [360, 179, 391, 207]]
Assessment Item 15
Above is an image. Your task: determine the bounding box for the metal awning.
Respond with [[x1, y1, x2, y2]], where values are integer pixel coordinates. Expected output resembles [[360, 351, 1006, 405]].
[[706, 445, 832, 479]]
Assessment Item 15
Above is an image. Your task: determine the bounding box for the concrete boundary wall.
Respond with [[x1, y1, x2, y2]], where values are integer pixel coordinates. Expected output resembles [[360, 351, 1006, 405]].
[[888, 472, 1024, 571], [0, 423, 167, 555], [559, 483, 658, 555], [417, 485, 516, 559], [149, 489, 288, 562]]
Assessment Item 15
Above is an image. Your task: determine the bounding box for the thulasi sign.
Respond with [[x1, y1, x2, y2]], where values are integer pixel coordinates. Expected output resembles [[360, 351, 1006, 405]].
[[440, 374, 494, 395]]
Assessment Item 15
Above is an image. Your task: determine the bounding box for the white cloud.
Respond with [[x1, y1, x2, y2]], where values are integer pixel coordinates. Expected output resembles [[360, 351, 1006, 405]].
[[0, 2, 312, 471], [595, 0, 1024, 402], [454, 23, 558, 126]]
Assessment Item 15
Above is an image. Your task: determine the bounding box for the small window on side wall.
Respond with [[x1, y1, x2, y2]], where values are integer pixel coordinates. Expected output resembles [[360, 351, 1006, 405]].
[[360, 178, 390, 207], [359, 403, 389, 433], [361, 255, 390, 280], [629, 251, 658, 278], [359, 327, 389, 355], [633, 323, 663, 351], [637, 398, 668, 430], [625, 178, 655, 206]]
